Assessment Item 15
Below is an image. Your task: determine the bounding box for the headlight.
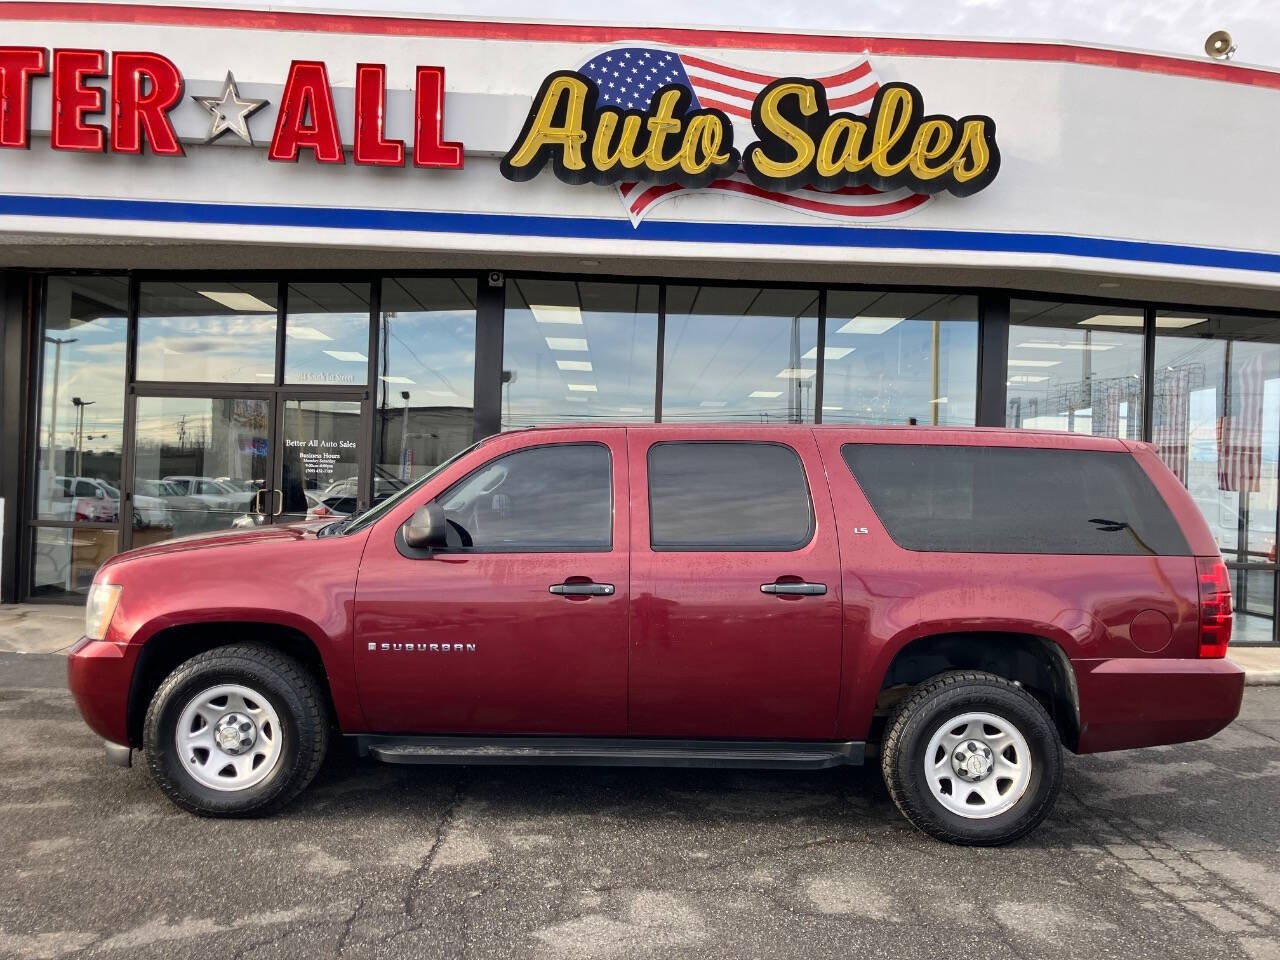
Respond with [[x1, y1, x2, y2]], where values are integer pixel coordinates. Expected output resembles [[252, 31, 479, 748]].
[[85, 583, 122, 641]]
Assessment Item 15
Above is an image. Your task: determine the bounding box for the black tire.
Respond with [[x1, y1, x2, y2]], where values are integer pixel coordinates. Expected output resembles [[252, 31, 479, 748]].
[[881, 670, 1063, 846], [143, 644, 328, 817]]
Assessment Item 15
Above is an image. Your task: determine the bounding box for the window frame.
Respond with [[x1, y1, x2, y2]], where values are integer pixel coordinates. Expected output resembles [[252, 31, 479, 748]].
[[423, 440, 616, 555], [646, 439, 816, 553]]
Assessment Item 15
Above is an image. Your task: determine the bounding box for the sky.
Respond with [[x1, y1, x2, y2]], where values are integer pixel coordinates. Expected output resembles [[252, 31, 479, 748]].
[[134, 0, 1280, 68]]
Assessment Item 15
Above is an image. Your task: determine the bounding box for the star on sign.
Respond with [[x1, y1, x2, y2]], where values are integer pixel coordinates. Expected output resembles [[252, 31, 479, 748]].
[[193, 72, 269, 145]]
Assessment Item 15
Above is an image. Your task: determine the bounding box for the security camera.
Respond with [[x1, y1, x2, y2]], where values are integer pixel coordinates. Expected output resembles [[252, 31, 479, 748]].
[[487, 271, 504, 287]]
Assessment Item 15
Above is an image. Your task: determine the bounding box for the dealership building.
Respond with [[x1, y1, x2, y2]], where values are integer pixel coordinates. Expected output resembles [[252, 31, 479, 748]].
[[0, 2, 1278, 644]]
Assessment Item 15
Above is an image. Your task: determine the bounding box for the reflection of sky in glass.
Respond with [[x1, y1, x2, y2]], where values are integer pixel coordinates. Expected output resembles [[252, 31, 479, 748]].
[[286, 283, 372, 385], [663, 287, 817, 423], [1006, 300, 1143, 438], [823, 292, 977, 426], [1153, 314, 1280, 558], [502, 279, 658, 428], [375, 278, 477, 482], [137, 282, 278, 383], [35, 277, 128, 518]]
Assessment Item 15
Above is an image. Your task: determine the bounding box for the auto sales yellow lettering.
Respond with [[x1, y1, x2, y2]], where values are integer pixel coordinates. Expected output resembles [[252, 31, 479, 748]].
[[500, 72, 1000, 198]]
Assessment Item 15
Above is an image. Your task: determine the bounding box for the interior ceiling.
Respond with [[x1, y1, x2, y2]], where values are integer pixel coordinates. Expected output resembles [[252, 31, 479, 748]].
[[3, 234, 1279, 314]]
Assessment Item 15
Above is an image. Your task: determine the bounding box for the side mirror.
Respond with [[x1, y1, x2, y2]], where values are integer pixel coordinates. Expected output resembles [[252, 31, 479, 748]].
[[402, 501, 449, 551]]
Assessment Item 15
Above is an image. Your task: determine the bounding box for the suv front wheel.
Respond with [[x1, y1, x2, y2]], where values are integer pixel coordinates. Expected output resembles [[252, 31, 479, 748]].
[[143, 644, 328, 816], [881, 670, 1063, 846]]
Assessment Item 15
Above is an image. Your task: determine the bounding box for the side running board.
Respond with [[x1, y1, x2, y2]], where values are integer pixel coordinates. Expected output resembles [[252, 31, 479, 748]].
[[355, 736, 865, 770]]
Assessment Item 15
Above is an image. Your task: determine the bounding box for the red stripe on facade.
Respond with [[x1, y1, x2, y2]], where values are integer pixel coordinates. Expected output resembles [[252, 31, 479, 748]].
[[686, 73, 760, 102], [3, 3, 1279, 91], [682, 54, 776, 85], [695, 96, 752, 119], [826, 85, 878, 108]]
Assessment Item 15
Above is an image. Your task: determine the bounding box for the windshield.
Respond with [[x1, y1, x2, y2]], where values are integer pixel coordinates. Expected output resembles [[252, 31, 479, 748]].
[[342, 441, 484, 536]]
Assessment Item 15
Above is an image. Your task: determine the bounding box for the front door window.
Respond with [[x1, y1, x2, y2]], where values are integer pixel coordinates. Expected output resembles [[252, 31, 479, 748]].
[[276, 398, 365, 523]]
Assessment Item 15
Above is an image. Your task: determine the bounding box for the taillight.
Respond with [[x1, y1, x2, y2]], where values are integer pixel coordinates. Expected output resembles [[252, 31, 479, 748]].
[[1196, 557, 1232, 658]]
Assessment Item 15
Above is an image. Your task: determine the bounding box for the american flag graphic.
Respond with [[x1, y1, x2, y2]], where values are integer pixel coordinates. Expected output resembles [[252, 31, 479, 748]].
[[1218, 350, 1265, 493], [1154, 366, 1192, 484], [577, 47, 932, 226]]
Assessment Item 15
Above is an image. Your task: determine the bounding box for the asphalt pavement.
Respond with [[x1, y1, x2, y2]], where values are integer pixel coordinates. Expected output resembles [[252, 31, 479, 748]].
[[1, 650, 1279, 960]]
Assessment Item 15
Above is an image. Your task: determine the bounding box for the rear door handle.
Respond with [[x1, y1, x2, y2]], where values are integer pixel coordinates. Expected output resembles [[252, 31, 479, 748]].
[[549, 582, 615, 596], [761, 582, 827, 596]]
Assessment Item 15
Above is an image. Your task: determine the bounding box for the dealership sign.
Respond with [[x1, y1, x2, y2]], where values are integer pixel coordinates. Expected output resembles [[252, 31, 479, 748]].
[[0, 44, 997, 225], [0, 48, 463, 167]]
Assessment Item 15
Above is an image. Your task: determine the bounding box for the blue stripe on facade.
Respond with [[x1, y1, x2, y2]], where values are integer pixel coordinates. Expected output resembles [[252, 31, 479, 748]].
[[2, 192, 1280, 276]]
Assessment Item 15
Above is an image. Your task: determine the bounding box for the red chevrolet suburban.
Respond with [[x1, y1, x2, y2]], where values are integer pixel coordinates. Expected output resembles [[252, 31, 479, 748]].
[[67, 425, 1245, 846]]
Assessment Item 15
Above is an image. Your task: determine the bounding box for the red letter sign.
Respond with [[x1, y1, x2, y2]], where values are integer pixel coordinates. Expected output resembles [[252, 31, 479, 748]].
[[413, 65, 462, 169], [111, 52, 184, 156], [0, 47, 47, 149], [51, 48, 107, 152], [354, 62, 404, 166], [268, 60, 344, 164]]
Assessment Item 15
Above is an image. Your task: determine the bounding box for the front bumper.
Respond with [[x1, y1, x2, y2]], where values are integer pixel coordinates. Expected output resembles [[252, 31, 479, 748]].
[[66, 636, 136, 747], [1075, 656, 1246, 753]]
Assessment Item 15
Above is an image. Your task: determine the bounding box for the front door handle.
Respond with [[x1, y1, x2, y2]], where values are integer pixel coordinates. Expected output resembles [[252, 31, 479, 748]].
[[549, 582, 615, 596], [761, 581, 827, 596]]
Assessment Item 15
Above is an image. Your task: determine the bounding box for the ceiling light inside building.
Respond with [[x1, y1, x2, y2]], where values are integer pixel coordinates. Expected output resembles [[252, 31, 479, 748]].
[[322, 350, 368, 362], [775, 368, 816, 379], [198, 290, 276, 313], [930, 397, 949, 404], [1008, 374, 1050, 383], [379, 375, 415, 384], [836, 316, 903, 335], [1016, 340, 1117, 351], [801, 346, 856, 360], [699, 400, 728, 407], [530, 304, 583, 325], [545, 337, 589, 351], [567, 383, 597, 392], [821, 405, 844, 411], [1007, 359, 1062, 368], [556, 360, 593, 371], [749, 390, 783, 398], [286, 325, 333, 341], [1082, 314, 1206, 329]]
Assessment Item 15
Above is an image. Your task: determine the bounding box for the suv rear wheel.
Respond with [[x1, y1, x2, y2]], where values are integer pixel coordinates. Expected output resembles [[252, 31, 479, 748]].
[[881, 670, 1063, 846], [143, 644, 328, 816]]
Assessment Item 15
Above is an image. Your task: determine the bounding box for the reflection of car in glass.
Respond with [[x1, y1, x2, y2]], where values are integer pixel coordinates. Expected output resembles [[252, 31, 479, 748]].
[[71, 426, 1245, 847], [54, 476, 172, 529], [162, 476, 256, 512]]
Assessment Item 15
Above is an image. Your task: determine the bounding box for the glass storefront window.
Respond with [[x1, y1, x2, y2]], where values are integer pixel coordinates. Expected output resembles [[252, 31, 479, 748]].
[[662, 286, 818, 423], [34, 277, 128, 520], [822, 292, 978, 425], [1152, 311, 1280, 639], [285, 283, 373, 385], [1005, 300, 1144, 438], [30, 527, 119, 598], [375, 278, 477, 494], [502, 279, 658, 428], [137, 282, 278, 383], [131, 396, 269, 544], [278, 398, 364, 521]]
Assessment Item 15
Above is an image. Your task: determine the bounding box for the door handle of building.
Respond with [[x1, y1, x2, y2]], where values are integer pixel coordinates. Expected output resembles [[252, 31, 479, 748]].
[[549, 582, 615, 596], [252, 489, 265, 514], [273, 488, 283, 516], [761, 582, 827, 596]]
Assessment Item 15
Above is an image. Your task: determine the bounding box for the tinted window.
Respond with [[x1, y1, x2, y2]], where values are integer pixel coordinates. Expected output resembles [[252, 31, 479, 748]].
[[841, 444, 1190, 556], [436, 444, 611, 550], [648, 442, 813, 550]]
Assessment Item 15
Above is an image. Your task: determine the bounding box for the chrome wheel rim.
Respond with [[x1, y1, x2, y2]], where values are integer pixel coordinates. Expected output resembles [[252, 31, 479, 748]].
[[175, 683, 283, 792], [923, 711, 1032, 819]]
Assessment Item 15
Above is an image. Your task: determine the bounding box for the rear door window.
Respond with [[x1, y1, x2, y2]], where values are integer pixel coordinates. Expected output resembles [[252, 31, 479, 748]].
[[841, 443, 1190, 556], [647, 442, 813, 550]]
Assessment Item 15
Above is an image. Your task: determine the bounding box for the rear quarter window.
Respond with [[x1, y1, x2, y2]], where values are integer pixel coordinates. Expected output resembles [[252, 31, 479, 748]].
[[841, 443, 1190, 556]]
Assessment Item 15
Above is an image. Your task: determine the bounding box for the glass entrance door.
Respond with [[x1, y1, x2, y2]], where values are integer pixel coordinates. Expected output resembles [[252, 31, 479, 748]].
[[274, 395, 366, 524]]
